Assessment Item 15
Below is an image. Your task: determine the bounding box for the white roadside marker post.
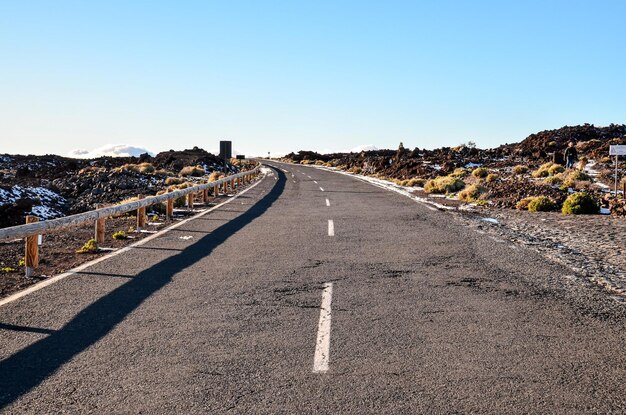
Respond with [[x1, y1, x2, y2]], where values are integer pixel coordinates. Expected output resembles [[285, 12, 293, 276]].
[[609, 145, 626, 197]]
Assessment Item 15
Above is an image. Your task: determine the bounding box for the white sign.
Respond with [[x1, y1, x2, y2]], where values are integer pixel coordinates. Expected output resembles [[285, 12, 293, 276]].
[[609, 145, 626, 156]]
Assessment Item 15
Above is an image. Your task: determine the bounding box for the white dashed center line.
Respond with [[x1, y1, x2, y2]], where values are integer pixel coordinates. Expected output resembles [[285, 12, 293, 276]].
[[313, 282, 333, 373], [313, 180, 318, 184], [319, 187, 324, 192], [325, 198, 330, 207], [328, 219, 334, 236]]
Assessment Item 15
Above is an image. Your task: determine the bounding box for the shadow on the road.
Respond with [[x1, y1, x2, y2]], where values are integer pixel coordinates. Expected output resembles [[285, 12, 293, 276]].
[[0, 168, 285, 409], [0, 323, 56, 335]]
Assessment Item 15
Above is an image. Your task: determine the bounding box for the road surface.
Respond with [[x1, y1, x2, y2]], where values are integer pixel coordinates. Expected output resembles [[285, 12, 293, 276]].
[[1, 162, 625, 413]]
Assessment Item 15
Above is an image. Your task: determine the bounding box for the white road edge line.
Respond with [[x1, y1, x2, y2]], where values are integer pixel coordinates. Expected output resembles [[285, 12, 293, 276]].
[[313, 282, 333, 373], [0, 173, 268, 308], [325, 198, 330, 207], [328, 219, 334, 236]]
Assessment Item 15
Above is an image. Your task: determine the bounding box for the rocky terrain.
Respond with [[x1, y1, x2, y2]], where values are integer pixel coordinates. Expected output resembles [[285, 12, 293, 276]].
[[283, 124, 626, 214], [0, 147, 251, 229]]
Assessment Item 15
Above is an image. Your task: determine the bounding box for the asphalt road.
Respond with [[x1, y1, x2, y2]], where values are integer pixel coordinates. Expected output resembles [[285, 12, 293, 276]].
[[1, 162, 626, 414]]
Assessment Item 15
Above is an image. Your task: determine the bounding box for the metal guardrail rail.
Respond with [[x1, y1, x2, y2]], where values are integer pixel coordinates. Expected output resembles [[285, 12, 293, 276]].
[[0, 166, 261, 242]]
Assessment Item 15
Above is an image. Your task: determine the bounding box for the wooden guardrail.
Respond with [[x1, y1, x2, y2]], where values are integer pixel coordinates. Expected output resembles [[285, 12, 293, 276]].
[[0, 166, 262, 276]]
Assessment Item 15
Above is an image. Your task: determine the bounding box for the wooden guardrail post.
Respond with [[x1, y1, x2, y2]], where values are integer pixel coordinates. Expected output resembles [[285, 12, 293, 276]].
[[136, 195, 146, 230], [231, 178, 235, 190], [25, 216, 39, 277], [187, 192, 194, 209], [166, 193, 174, 220], [202, 189, 209, 204], [95, 208, 105, 244]]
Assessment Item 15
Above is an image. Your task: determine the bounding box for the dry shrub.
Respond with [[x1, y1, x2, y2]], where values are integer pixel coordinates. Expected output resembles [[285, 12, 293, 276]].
[[561, 170, 592, 188], [449, 168, 469, 178], [78, 166, 105, 175], [164, 177, 184, 186], [458, 183, 487, 202], [516, 197, 535, 210], [117, 163, 155, 174], [180, 165, 205, 177], [472, 167, 489, 178], [486, 173, 499, 183], [532, 162, 561, 178], [512, 165, 529, 175], [208, 171, 224, 181], [155, 169, 174, 176], [406, 178, 426, 187], [424, 176, 465, 194]]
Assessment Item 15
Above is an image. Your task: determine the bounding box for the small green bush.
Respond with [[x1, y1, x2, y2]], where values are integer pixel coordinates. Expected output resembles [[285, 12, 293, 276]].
[[77, 239, 98, 253], [112, 230, 128, 240], [544, 175, 563, 185], [562, 192, 599, 215], [472, 167, 489, 178], [532, 162, 559, 178], [512, 165, 529, 175], [424, 176, 465, 194], [562, 170, 592, 188], [18, 257, 25, 267], [548, 164, 565, 175], [458, 183, 487, 202], [1, 267, 17, 273], [486, 173, 499, 183], [527, 196, 555, 212]]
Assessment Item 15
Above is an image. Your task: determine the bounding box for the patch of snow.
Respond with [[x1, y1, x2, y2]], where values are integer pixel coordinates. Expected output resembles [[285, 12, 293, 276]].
[[465, 162, 482, 168], [432, 164, 442, 171], [68, 144, 154, 159], [583, 160, 600, 177], [179, 235, 193, 240], [481, 217, 500, 224], [30, 205, 63, 219], [600, 207, 611, 215], [0, 188, 15, 203]]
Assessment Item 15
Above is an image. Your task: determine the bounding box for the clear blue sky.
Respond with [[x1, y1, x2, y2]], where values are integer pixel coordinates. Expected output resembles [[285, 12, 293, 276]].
[[2, 1, 626, 157]]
